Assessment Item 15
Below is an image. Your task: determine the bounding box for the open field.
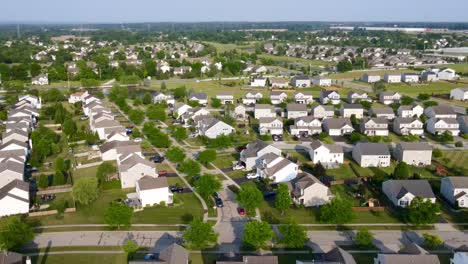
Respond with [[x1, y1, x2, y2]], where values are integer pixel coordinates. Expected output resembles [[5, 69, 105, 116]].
[[205, 41, 256, 53], [443, 63, 468, 74], [327, 69, 418, 79], [385, 80, 463, 96], [438, 150, 468, 169], [258, 53, 335, 67]]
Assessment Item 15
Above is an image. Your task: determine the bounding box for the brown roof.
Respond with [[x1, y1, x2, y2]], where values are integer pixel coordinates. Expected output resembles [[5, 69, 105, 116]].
[[137, 176, 168, 191]]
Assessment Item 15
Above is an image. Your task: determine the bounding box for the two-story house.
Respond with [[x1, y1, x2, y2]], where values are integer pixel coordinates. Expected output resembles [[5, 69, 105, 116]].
[[255, 153, 298, 183], [352, 143, 390, 168], [308, 140, 344, 167], [322, 118, 354, 136], [259, 117, 283, 136], [360, 117, 389, 136], [394, 142, 432, 166], [286, 104, 308, 119], [294, 92, 313, 104], [340, 104, 364, 118], [426, 118, 460, 136], [379, 92, 402, 105], [382, 180, 436, 207], [254, 104, 276, 119], [393, 117, 424, 136], [397, 104, 424, 118], [239, 140, 282, 170], [312, 105, 334, 119], [270, 91, 288, 105], [440, 177, 468, 208], [320, 90, 341, 105], [289, 116, 322, 137], [289, 174, 333, 207]]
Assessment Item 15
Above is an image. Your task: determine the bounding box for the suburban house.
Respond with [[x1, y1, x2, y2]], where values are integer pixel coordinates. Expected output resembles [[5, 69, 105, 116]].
[[361, 73, 381, 83], [188, 93, 208, 106], [289, 173, 333, 207], [294, 92, 313, 104], [370, 107, 395, 119], [0, 140, 28, 156], [173, 103, 192, 117], [68, 90, 89, 103], [92, 119, 122, 140], [393, 142, 432, 166], [0, 160, 24, 189], [308, 140, 343, 166], [270, 78, 289, 88], [426, 118, 460, 136], [374, 243, 440, 264], [458, 115, 468, 134], [312, 105, 334, 119], [322, 118, 354, 136], [313, 76, 332, 87], [2, 129, 29, 144], [18, 94, 42, 109], [379, 92, 402, 105], [360, 117, 389, 136], [136, 176, 173, 207], [320, 90, 341, 105], [270, 91, 288, 105], [255, 153, 298, 183], [196, 117, 234, 139], [233, 105, 246, 120], [397, 104, 424, 118], [215, 92, 234, 104], [297, 247, 356, 264], [31, 74, 49, 86], [393, 117, 424, 136], [424, 105, 457, 119], [129, 243, 189, 264], [340, 104, 364, 118], [289, 116, 322, 137], [0, 180, 29, 217], [0, 150, 26, 164], [100, 141, 142, 161], [436, 68, 457, 80], [440, 177, 468, 208], [286, 104, 308, 119], [179, 107, 210, 124], [153, 92, 175, 106], [401, 73, 420, 83], [347, 91, 370, 103], [291, 75, 311, 88], [5, 122, 30, 134], [254, 104, 276, 119], [239, 140, 282, 170], [384, 73, 402, 83], [259, 117, 283, 136], [242, 92, 263, 105], [106, 128, 129, 142], [450, 88, 468, 101], [382, 180, 436, 207], [421, 70, 439, 82], [118, 153, 157, 189], [352, 143, 390, 168], [217, 256, 278, 264], [250, 77, 267, 87], [451, 250, 468, 264], [173, 66, 191, 75]]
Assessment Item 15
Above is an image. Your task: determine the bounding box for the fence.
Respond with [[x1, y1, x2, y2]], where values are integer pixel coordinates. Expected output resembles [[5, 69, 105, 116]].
[[37, 184, 72, 194], [29, 207, 76, 217], [352, 206, 385, 212], [76, 161, 103, 169]]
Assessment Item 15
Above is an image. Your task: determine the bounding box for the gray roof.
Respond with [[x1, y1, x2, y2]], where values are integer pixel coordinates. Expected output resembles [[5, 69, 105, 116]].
[[342, 104, 364, 110], [429, 105, 455, 115], [241, 140, 270, 158], [362, 117, 388, 125], [384, 180, 435, 199], [310, 140, 343, 154], [371, 107, 394, 115], [189, 93, 208, 100], [313, 104, 334, 112], [270, 91, 287, 96], [158, 243, 189, 264], [287, 104, 307, 112], [292, 75, 310, 81], [431, 118, 459, 124], [137, 176, 168, 191], [119, 154, 154, 172], [93, 119, 121, 129], [398, 243, 428, 255], [354, 143, 389, 156], [394, 117, 421, 125], [397, 142, 432, 151], [376, 254, 440, 264], [255, 104, 274, 110], [99, 140, 140, 154], [259, 117, 280, 124], [242, 256, 278, 264], [0, 160, 25, 174], [323, 247, 357, 264], [323, 118, 352, 129], [0, 180, 29, 204], [445, 177, 468, 189]]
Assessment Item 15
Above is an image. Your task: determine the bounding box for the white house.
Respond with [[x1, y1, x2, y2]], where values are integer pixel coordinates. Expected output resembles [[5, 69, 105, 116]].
[[360, 117, 389, 136], [308, 140, 343, 167], [18, 95, 42, 109], [437, 68, 457, 80], [0, 161, 24, 189], [255, 153, 298, 183], [352, 143, 390, 168], [270, 91, 288, 105], [424, 105, 457, 119], [270, 79, 289, 88], [397, 104, 424, 118], [233, 105, 246, 120], [242, 92, 263, 105], [153, 92, 175, 106], [322, 118, 354, 136], [215, 93, 234, 104], [440, 177, 468, 208], [254, 104, 276, 119], [320, 90, 341, 105], [384, 73, 401, 83], [290, 75, 311, 88], [340, 104, 364, 118], [374, 243, 440, 264], [393, 117, 424, 136], [196, 117, 234, 139], [0, 180, 29, 217], [370, 107, 395, 120], [361, 73, 381, 83], [250, 78, 267, 87], [382, 180, 436, 207], [118, 153, 157, 189], [450, 88, 468, 101], [347, 91, 370, 103], [421, 71, 438, 82], [188, 93, 208, 106], [452, 251, 468, 264], [290, 174, 333, 207], [68, 90, 89, 104], [286, 104, 308, 119], [426, 118, 459, 136], [379, 92, 402, 105], [259, 117, 283, 135], [394, 142, 432, 166], [312, 105, 334, 119], [31, 74, 49, 86], [173, 103, 192, 117], [100, 141, 142, 161], [294, 92, 313, 104], [136, 176, 173, 207], [313, 76, 332, 87], [289, 116, 322, 137], [239, 140, 281, 170], [0, 140, 28, 156], [92, 119, 122, 140], [401, 73, 420, 83]]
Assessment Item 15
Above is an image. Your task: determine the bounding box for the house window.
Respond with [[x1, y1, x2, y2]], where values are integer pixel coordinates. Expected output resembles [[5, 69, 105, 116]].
[[399, 200, 409, 207]]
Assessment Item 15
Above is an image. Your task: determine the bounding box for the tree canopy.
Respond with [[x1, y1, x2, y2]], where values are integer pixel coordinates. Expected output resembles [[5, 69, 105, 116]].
[[243, 221, 273, 249], [275, 183, 292, 215], [104, 202, 134, 229], [197, 149, 217, 166], [319, 197, 354, 224], [165, 147, 186, 163], [0, 217, 34, 250], [183, 219, 218, 249], [72, 177, 100, 205], [407, 196, 440, 225], [278, 221, 307, 249], [194, 174, 222, 198], [237, 185, 263, 214], [179, 159, 201, 177]]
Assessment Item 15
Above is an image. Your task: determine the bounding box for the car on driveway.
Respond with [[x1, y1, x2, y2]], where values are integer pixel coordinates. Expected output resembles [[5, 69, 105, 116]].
[[246, 173, 258, 179], [232, 162, 245, 171], [237, 207, 245, 216], [272, 134, 283, 141], [150, 155, 165, 163], [134, 137, 142, 142], [215, 198, 223, 208], [263, 190, 277, 200], [144, 254, 156, 260], [158, 170, 168, 176], [170, 185, 184, 193]]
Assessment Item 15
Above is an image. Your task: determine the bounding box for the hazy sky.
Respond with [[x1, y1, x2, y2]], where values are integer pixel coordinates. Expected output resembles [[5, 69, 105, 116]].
[[2, 0, 468, 23]]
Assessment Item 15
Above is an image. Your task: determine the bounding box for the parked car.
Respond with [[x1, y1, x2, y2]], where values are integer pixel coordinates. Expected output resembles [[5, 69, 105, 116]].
[[144, 254, 156, 261], [188, 133, 199, 139], [158, 170, 168, 176], [134, 137, 142, 142], [232, 162, 245, 171], [246, 173, 258, 179], [170, 186, 184, 193], [150, 155, 165, 163], [215, 198, 224, 208], [237, 207, 246, 216], [127, 125, 134, 129], [263, 190, 277, 200], [272, 134, 283, 141], [172, 121, 181, 125]]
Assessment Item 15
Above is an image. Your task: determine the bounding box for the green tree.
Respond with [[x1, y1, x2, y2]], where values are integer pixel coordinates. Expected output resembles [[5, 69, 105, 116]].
[[354, 227, 374, 248], [422, 233, 443, 249], [174, 86, 187, 99], [278, 221, 307, 249], [438, 131, 453, 143], [165, 147, 186, 163], [128, 109, 145, 125], [237, 185, 263, 214], [243, 221, 274, 249], [194, 174, 222, 198], [179, 159, 201, 177], [275, 183, 292, 215], [393, 162, 410, 179], [170, 126, 188, 141], [418, 93, 431, 100], [104, 202, 134, 229], [123, 240, 139, 260], [197, 149, 217, 166], [142, 92, 152, 105], [336, 59, 353, 72], [208, 135, 232, 149], [408, 196, 440, 225], [55, 156, 67, 174], [0, 217, 34, 250], [96, 161, 117, 184], [432, 148, 443, 158], [160, 81, 167, 91], [319, 197, 354, 224], [62, 118, 77, 136], [400, 96, 414, 105], [38, 174, 49, 189], [146, 106, 166, 121], [53, 170, 65, 185], [183, 219, 218, 249], [72, 177, 100, 205], [211, 98, 222, 108]]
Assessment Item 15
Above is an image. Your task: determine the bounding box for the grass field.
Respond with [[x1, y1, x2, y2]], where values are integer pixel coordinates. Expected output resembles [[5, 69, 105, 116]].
[[258, 53, 335, 67], [385, 80, 462, 96], [444, 63, 468, 74], [438, 150, 468, 169], [205, 41, 256, 53], [327, 69, 418, 79]]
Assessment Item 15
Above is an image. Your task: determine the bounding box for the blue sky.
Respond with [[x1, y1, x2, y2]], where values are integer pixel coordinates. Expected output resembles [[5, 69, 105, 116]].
[[3, 0, 467, 23]]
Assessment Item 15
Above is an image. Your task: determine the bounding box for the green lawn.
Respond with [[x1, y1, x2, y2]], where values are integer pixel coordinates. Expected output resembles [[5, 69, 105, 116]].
[[283, 150, 310, 163], [212, 154, 239, 169], [385, 81, 462, 96], [326, 164, 358, 179], [328, 69, 418, 79], [258, 53, 335, 67], [34, 192, 75, 211], [30, 254, 128, 264], [444, 63, 468, 74], [438, 150, 468, 169], [72, 165, 100, 182]]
